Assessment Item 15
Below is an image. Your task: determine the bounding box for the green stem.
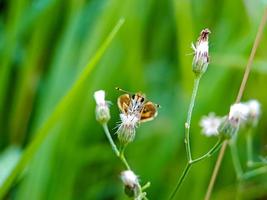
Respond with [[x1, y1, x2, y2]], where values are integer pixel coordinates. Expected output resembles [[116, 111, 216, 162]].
[[102, 124, 131, 170], [242, 166, 267, 180], [119, 150, 131, 170], [141, 182, 151, 191], [230, 141, 243, 180], [246, 130, 253, 167], [102, 123, 119, 156], [191, 139, 223, 164], [168, 163, 192, 200], [185, 75, 202, 161]]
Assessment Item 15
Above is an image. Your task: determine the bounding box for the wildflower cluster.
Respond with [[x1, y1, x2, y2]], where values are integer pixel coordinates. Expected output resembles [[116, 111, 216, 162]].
[[93, 27, 266, 200], [169, 28, 266, 200], [200, 100, 261, 140], [94, 90, 158, 199]]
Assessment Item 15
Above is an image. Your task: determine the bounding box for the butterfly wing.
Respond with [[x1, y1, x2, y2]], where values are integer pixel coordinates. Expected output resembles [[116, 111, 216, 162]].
[[140, 101, 158, 123], [117, 94, 131, 114]]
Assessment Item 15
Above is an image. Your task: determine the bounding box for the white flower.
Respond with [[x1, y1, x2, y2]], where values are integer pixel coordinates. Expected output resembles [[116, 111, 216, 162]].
[[192, 28, 211, 75], [200, 113, 222, 137], [94, 90, 105, 105], [228, 103, 249, 126], [245, 99, 261, 126], [117, 113, 140, 145], [120, 170, 139, 188], [93, 90, 110, 123], [120, 170, 141, 198]]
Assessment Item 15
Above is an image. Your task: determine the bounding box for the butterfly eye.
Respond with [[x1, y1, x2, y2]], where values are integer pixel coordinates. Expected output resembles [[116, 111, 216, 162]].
[[132, 94, 135, 99], [140, 97, 144, 103]]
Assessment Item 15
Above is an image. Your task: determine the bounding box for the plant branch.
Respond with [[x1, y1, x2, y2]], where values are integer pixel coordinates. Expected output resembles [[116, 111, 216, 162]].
[[102, 123, 131, 170], [242, 166, 267, 180], [246, 130, 253, 167], [185, 75, 202, 161], [169, 73, 224, 199], [168, 163, 192, 200], [230, 141, 243, 180], [205, 140, 227, 200], [205, 7, 267, 200], [191, 139, 223, 164]]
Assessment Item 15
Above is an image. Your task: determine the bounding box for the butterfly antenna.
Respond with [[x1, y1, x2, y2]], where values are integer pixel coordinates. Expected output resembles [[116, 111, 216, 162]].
[[115, 87, 132, 94]]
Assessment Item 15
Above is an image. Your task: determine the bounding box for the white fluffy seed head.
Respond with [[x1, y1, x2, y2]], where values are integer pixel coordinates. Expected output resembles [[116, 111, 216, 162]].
[[120, 170, 139, 188], [200, 113, 222, 137], [117, 113, 139, 145], [93, 90, 110, 124], [245, 100, 261, 125], [228, 103, 249, 126], [94, 90, 106, 105]]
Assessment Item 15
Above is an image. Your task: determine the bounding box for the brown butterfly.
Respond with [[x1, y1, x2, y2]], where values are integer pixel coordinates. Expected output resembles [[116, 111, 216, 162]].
[[116, 87, 159, 123]]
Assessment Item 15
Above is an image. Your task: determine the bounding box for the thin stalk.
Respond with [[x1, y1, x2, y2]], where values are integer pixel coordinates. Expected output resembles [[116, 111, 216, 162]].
[[169, 138, 222, 200], [119, 150, 131, 170], [246, 130, 253, 167], [205, 8, 267, 200], [205, 140, 227, 200], [230, 142, 243, 180], [242, 166, 267, 180], [103, 123, 119, 156], [185, 75, 202, 161], [168, 163, 192, 200], [191, 139, 223, 164], [141, 182, 151, 191], [169, 74, 225, 199], [102, 124, 131, 170]]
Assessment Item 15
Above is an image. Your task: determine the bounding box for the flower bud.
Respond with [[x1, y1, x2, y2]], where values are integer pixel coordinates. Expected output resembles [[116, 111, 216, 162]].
[[120, 170, 140, 198], [228, 103, 249, 126], [117, 113, 139, 146], [218, 116, 238, 140], [94, 90, 110, 124], [218, 103, 249, 139], [192, 28, 211, 76], [245, 99, 261, 127]]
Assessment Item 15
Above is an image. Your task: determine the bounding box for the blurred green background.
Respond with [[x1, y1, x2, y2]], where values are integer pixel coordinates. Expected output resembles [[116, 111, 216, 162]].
[[0, 0, 267, 199]]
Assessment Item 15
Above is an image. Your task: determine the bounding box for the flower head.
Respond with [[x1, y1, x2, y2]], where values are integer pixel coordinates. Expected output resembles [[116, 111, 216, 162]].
[[94, 90, 110, 124], [218, 103, 249, 139], [121, 170, 139, 188], [228, 103, 249, 127], [200, 113, 222, 137], [192, 28, 211, 75], [117, 113, 140, 145], [245, 99, 261, 126], [120, 170, 140, 198]]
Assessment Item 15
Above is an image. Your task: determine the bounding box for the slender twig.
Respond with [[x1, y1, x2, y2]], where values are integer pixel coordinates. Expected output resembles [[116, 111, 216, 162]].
[[185, 75, 202, 161], [230, 141, 243, 180], [205, 8, 267, 200], [246, 129, 254, 167], [205, 140, 227, 200], [102, 123, 131, 170], [242, 166, 267, 180], [103, 123, 119, 156], [169, 163, 192, 200], [141, 182, 151, 191], [102, 124, 150, 199], [191, 139, 223, 164], [169, 74, 223, 200], [230, 135, 267, 181], [246, 129, 267, 168]]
